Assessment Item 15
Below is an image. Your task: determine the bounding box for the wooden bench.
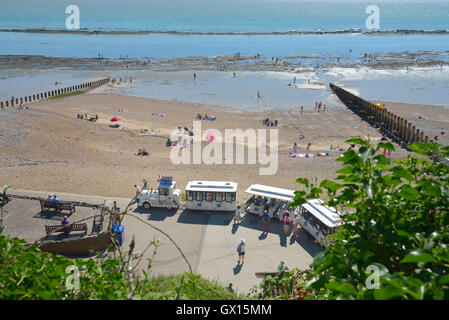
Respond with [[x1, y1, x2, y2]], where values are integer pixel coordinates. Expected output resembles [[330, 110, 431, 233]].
[[45, 223, 87, 236], [40, 200, 75, 215]]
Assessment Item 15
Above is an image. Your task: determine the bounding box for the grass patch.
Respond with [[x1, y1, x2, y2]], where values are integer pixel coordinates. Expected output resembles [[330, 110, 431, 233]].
[[143, 273, 250, 300]]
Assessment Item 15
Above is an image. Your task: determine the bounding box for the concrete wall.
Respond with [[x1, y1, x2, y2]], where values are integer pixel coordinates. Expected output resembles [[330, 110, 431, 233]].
[[39, 230, 113, 256]]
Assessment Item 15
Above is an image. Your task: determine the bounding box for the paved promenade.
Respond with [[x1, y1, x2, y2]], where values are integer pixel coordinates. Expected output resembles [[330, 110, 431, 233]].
[[3, 189, 322, 295]]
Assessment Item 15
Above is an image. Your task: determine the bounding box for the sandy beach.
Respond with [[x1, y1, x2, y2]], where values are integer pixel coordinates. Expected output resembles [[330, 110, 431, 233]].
[[2, 89, 447, 203]]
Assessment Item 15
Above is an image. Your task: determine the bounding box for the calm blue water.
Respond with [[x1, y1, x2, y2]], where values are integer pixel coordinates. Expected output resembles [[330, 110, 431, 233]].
[[1, 32, 449, 59], [1, 0, 449, 108], [0, 0, 448, 33]]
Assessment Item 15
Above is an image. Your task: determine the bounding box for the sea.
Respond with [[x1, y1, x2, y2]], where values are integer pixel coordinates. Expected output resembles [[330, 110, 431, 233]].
[[1, 0, 449, 109]]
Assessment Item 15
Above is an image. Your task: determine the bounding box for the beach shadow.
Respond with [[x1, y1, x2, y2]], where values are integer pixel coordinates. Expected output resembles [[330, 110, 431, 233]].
[[233, 262, 243, 275], [258, 232, 268, 240], [231, 223, 239, 234]]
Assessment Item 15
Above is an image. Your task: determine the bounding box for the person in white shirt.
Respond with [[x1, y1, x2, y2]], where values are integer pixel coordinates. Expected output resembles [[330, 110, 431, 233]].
[[134, 185, 142, 204], [292, 212, 299, 237], [237, 238, 246, 264]]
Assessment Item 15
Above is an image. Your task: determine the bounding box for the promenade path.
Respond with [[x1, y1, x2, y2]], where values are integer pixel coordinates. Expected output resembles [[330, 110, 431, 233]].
[[2, 189, 323, 295]]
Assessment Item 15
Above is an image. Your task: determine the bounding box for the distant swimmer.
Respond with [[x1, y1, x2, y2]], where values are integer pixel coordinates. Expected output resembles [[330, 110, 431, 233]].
[[194, 73, 197, 80], [257, 91, 261, 98]]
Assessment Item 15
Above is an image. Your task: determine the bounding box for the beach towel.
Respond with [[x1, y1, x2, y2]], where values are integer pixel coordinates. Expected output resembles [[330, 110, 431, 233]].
[[289, 153, 306, 158]]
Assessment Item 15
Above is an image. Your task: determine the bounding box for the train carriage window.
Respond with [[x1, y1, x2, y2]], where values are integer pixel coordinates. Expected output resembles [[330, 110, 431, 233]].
[[215, 192, 222, 202], [196, 192, 203, 201], [225, 192, 233, 202], [159, 188, 169, 196], [206, 192, 213, 202], [187, 191, 193, 201]]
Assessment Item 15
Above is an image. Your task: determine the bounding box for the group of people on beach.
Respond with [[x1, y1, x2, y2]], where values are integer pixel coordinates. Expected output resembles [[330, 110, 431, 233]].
[[315, 101, 325, 112], [293, 142, 312, 154], [136, 148, 149, 156], [77, 113, 98, 121], [262, 118, 278, 127], [195, 113, 214, 120]]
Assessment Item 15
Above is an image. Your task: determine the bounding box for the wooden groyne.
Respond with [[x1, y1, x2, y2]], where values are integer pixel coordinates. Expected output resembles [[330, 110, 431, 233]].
[[329, 83, 431, 146], [0, 77, 110, 109]]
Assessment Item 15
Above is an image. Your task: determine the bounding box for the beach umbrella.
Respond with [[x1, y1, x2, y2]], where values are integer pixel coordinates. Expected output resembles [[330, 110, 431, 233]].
[[110, 116, 122, 122]]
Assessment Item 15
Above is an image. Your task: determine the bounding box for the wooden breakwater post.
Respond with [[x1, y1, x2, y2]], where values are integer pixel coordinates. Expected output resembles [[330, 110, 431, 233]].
[[0, 78, 110, 109], [329, 83, 430, 147]]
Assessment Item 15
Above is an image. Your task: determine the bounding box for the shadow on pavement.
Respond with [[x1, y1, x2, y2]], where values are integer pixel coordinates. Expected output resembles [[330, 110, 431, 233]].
[[33, 210, 66, 221], [177, 209, 233, 226], [133, 206, 178, 221], [233, 262, 243, 275], [289, 229, 324, 256]]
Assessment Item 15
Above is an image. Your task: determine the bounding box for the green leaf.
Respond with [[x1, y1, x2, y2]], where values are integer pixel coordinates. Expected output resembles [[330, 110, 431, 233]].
[[401, 250, 437, 263], [391, 166, 413, 183], [345, 138, 368, 146], [374, 286, 404, 300], [397, 185, 420, 200], [377, 142, 396, 152]]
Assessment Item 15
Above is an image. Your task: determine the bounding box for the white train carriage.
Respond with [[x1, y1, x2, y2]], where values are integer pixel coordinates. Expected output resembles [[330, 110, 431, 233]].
[[185, 181, 238, 211], [296, 198, 344, 247], [244, 184, 295, 220]]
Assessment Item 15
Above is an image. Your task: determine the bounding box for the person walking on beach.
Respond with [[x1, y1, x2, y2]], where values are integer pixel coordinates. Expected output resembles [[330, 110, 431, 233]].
[[237, 239, 246, 264], [234, 205, 242, 224], [193, 73, 196, 80], [262, 210, 271, 233], [300, 105, 303, 115]]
